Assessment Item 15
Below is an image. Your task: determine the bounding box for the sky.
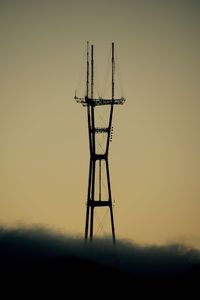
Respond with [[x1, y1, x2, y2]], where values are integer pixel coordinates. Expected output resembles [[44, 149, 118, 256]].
[[1, 0, 200, 248]]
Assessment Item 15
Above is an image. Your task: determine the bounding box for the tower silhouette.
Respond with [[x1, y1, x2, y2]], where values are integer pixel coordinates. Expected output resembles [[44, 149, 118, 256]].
[[75, 42, 125, 243]]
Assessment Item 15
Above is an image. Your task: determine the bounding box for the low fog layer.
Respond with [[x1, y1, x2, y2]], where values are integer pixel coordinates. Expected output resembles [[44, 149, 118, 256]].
[[1, 225, 200, 297], [1, 226, 200, 273]]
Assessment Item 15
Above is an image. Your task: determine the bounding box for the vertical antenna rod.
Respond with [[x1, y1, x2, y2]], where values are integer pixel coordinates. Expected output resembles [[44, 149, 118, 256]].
[[106, 42, 115, 155], [91, 45, 94, 99], [112, 42, 115, 100], [86, 41, 89, 98]]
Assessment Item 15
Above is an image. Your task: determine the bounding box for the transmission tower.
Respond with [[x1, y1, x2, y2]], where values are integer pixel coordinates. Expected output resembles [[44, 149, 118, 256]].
[[75, 42, 125, 243]]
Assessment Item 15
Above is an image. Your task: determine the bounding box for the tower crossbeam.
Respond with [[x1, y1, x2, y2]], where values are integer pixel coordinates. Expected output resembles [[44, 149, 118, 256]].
[[74, 96, 125, 106], [93, 127, 109, 133]]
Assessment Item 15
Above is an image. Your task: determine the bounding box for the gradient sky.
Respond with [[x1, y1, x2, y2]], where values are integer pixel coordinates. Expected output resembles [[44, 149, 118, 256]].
[[1, 0, 200, 248]]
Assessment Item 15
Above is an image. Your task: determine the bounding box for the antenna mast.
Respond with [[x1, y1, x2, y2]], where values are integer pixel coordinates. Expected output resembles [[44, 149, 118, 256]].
[[75, 42, 126, 243]]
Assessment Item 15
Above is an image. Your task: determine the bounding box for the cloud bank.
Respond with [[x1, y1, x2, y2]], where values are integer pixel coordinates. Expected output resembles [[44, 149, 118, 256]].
[[0, 225, 200, 297]]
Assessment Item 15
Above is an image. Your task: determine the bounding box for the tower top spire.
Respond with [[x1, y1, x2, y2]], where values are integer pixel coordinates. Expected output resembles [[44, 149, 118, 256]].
[[74, 42, 126, 107]]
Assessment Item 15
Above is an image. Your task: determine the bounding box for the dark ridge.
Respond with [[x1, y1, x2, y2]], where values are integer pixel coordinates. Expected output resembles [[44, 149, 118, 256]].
[[1, 226, 200, 298], [3, 254, 200, 298]]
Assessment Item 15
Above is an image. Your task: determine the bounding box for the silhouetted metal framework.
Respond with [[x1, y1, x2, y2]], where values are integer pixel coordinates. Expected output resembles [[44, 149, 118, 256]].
[[75, 42, 125, 243]]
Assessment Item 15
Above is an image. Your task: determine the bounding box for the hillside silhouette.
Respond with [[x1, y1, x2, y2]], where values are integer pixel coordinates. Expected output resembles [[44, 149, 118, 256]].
[[1, 226, 200, 298]]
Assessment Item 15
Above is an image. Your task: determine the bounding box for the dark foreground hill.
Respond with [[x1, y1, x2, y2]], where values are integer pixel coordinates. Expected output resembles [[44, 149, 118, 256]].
[[0, 226, 200, 298]]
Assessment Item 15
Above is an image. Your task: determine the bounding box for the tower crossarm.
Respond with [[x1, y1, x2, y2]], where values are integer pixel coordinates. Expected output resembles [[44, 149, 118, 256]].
[[92, 127, 109, 133], [88, 200, 111, 207], [74, 96, 126, 106]]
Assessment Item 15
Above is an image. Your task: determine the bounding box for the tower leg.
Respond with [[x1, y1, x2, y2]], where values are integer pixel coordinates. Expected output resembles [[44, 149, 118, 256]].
[[89, 157, 96, 240], [85, 205, 90, 240], [109, 205, 116, 244], [85, 158, 92, 240], [105, 158, 116, 243], [89, 207, 94, 240]]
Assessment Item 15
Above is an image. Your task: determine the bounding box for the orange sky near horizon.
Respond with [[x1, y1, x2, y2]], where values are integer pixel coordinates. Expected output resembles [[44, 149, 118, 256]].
[[1, 0, 200, 248]]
